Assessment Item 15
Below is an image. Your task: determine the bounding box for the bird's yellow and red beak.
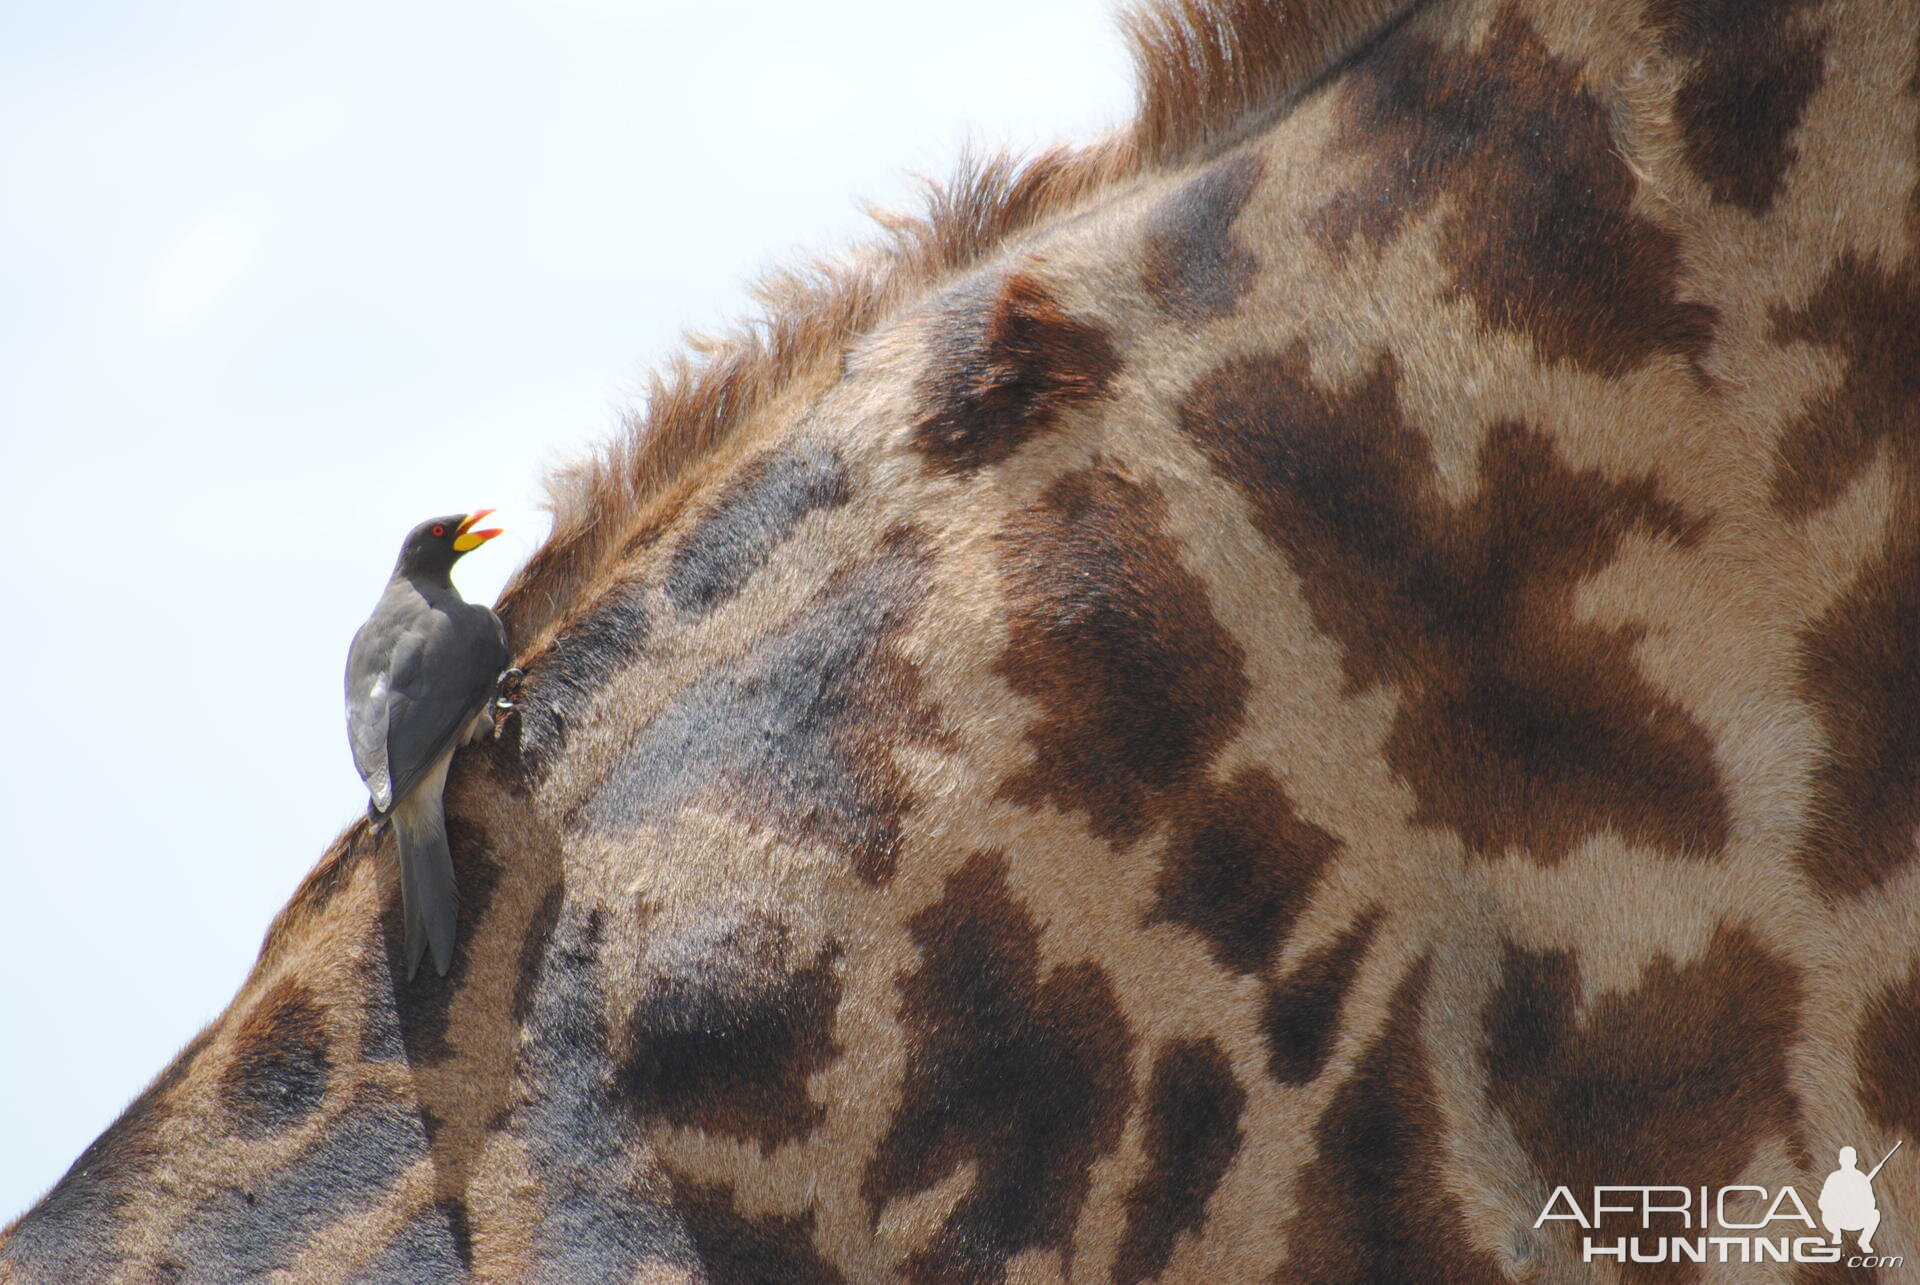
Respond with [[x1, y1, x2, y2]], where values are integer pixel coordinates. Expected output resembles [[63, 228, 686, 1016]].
[[452, 509, 504, 552]]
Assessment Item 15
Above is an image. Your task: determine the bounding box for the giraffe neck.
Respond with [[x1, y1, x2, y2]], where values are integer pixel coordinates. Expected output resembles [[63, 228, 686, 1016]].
[[8, 0, 1919, 1279]]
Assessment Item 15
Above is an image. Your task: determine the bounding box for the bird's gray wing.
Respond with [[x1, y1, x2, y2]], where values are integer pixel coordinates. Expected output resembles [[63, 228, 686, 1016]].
[[345, 612, 402, 810], [383, 601, 509, 807]]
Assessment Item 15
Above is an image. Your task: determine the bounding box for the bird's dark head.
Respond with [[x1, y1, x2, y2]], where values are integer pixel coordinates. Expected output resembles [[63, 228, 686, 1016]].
[[395, 510, 504, 578]]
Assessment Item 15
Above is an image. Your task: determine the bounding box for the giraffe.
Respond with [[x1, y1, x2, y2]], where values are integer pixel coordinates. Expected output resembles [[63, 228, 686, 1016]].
[[6, 0, 1919, 1278]]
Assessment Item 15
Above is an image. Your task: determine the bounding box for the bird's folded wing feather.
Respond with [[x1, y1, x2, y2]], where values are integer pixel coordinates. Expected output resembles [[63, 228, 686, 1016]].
[[346, 617, 398, 809], [383, 603, 508, 807]]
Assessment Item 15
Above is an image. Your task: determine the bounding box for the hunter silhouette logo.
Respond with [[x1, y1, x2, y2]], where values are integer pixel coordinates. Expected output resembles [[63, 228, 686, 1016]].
[[1535, 1141, 1904, 1268], [1821, 1143, 1900, 1254]]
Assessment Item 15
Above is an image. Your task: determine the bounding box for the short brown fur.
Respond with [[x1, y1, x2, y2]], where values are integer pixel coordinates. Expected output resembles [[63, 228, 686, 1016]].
[[9, 1, 1920, 1280]]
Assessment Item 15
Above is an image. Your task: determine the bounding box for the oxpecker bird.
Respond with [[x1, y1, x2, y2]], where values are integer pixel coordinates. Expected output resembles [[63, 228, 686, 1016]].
[[346, 511, 510, 979]]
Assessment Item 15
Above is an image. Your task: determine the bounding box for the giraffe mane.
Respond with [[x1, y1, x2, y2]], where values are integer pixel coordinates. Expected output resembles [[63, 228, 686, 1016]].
[[493, 0, 1414, 650]]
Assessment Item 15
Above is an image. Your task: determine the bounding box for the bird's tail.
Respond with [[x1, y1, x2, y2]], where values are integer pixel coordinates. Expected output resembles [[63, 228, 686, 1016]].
[[391, 776, 458, 980]]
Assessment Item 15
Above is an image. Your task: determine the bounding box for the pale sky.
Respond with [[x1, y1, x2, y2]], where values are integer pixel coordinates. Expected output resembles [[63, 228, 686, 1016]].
[[0, 0, 1133, 1221]]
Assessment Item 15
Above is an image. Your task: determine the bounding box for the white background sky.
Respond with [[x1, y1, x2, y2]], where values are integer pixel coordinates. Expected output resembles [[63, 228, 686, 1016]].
[[0, 0, 1133, 1221]]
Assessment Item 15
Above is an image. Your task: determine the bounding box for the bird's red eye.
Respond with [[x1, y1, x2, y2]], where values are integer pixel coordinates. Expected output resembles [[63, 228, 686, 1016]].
[[432, 524, 446, 537]]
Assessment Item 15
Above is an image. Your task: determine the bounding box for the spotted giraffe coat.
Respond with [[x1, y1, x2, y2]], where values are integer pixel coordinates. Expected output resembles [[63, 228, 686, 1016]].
[[6, 0, 1918, 1280]]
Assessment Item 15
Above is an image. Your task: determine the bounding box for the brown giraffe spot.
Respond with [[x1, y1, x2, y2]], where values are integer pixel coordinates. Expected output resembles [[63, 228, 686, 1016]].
[[996, 465, 1249, 847], [577, 527, 944, 883], [1646, 0, 1826, 213], [619, 912, 842, 1152], [0, 1032, 211, 1278], [364, 818, 503, 1064], [350, 1200, 473, 1282], [1770, 254, 1920, 518], [1262, 906, 1383, 1086], [511, 904, 700, 1277], [863, 851, 1134, 1283], [1280, 959, 1508, 1282], [218, 977, 332, 1137], [1148, 768, 1341, 975], [513, 578, 653, 781], [1790, 554, 1920, 900], [167, 1084, 435, 1281], [673, 1177, 845, 1285], [911, 270, 1121, 475], [1770, 254, 1920, 898], [1857, 964, 1920, 1142], [1179, 346, 1729, 864], [1142, 152, 1264, 324], [1314, 6, 1718, 377], [1113, 1037, 1248, 1285], [1480, 926, 1803, 1267], [665, 441, 850, 617]]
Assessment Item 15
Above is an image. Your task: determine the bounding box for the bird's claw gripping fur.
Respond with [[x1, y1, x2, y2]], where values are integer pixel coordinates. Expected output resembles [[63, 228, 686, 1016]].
[[494, 667, 526, 712]]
